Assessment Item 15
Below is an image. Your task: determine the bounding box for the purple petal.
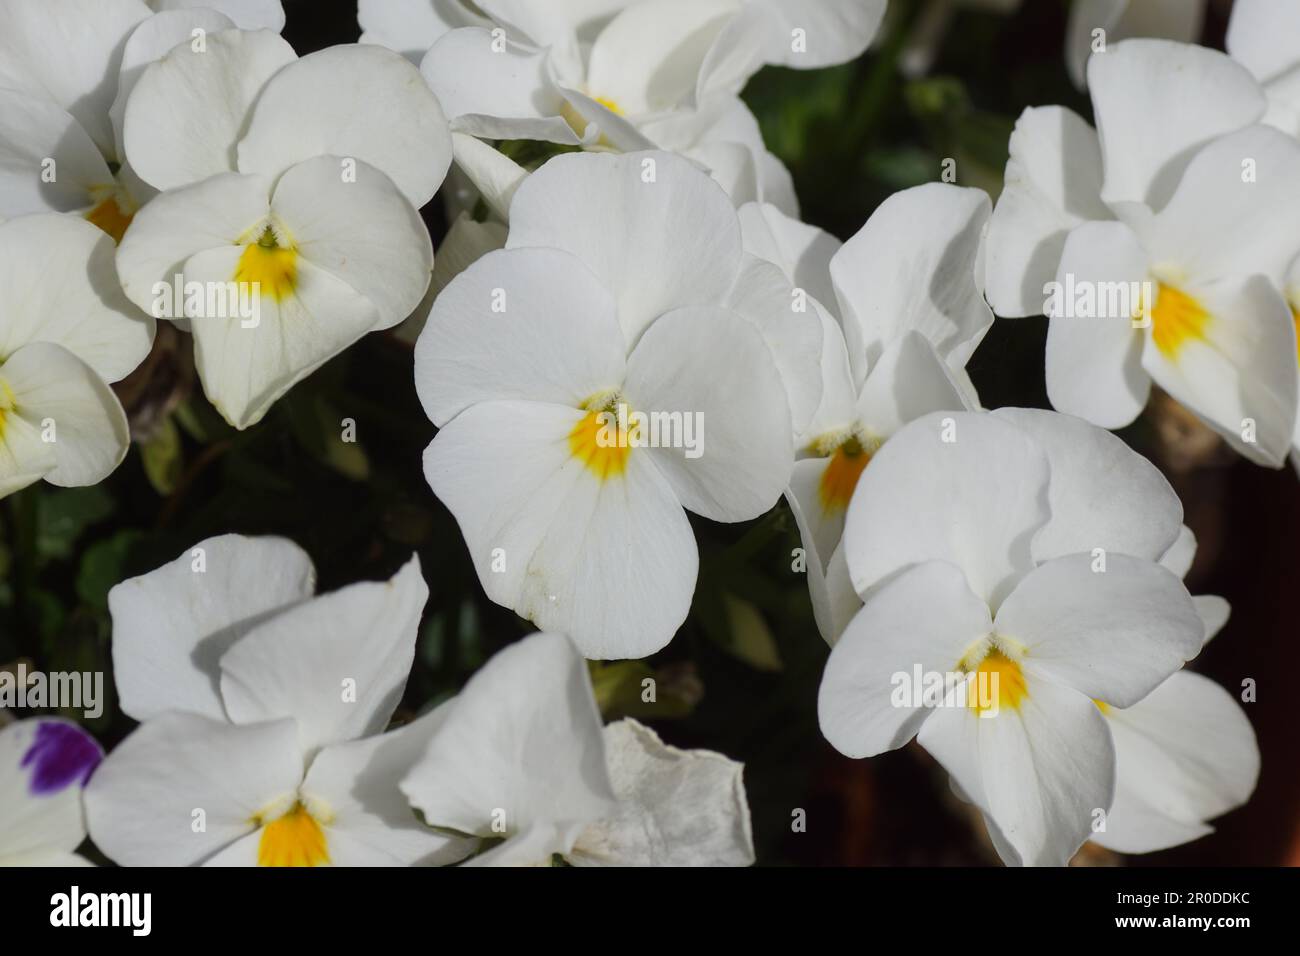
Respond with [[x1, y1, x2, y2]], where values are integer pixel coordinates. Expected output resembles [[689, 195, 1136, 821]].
[[20, 721, 103, 795]]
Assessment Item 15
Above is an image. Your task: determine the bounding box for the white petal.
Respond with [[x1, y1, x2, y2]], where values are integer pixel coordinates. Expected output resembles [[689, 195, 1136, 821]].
[[425, 400, 698, 659], [420, 28, 579, 145], [995, 553, 1203, 707], [239, 44, 452, 208], [1226, 0, 1300, 83], [414, 247, 626, 427], [1140, 275, 1297, 467], [1194, 595, 1230, 645], [1044, 220, 1150, 428], [622, 306, 793, 522], [115, 170, 272, 316], [1137, 124, 1300, 288], [819, 560, 993, 759], [0, 342, 129, 491], [571, 719, 753, 866], [505, 150, 743, 345], [151, 0, 284, 31], [110, 7, 238, 158], [855, 331, 973, 439], [300, 706, 473, 865], [182, 245, 380, 429], [991, 407, 1182, 563], [269, 154, 433, 329], [359, 0, 487, 61], [831, 183, 991, 382], [750, 0, 886, 68], [400, 632, 617, 855], [0, 214, 153, 382], [219, 556, 426, 756], [0, 0, 151, 157], [843, 411, 1050, 608], [921, 677, 1115, 866], [738, 201, 841, 314], [448, 131, 528, 221], [0, 719, 102, 861], [723, 255, 824, 435], [1089, 39, 1264, 212], [107, 533, 315, 722], [0, 90, 115, 217], [123, 27, 296, 191], [1095, 670, 1257, 853], [84, 712, 302, 866], [984, 106, 1111, 317]]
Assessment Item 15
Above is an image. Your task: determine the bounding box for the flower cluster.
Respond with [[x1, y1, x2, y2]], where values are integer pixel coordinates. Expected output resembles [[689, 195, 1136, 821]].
[[0, 0, 1273, 868]]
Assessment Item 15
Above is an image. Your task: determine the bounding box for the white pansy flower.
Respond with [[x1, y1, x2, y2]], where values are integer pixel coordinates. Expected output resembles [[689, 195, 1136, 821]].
[[743, 187, 991, 642], [1065, 0, 1206, 89], [418, 0, 883, 211], [401, 631, 755, 866], [0, 718, 104, 867], [987, 40, 1300, 466], [415, 151, 813, 659], [84, 534, 469, 867], [112, 31, 451, 428], [819, 408, 1204, 865], [0, 0, 284, 238], [0, 214, 153, 498]]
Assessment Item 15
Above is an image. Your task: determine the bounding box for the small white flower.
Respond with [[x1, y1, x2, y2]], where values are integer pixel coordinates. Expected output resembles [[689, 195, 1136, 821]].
[[112, 31, 452, 428], [1226, 0, 1300, 138], [84, 534, 468, 867], [415, 150, 816, 658], [987, 40, 1300, 465], [0, 214, 152, 498], [0, 718, 103, 867], [401, 631, 755, 866], [743, 186, 992, 642], [819, 408, 1204, 865]]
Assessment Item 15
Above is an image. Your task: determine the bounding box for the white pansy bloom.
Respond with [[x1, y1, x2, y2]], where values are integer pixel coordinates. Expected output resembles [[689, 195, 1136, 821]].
[[415, 151, 813, 659], [84, 534, 469, 867], [0, 719, 104, 867], [0, 214, 152, 498], [418, 0, 883, 211], [987, 40, 1300, 466], [401, 631, 755, 866], [1065, 0, 1206, 90], [1227, 0, 1300, 138], [112, 32, 451, 428], [819, 408, 1204, 866], [744, 187, 991, 642], [0, 1, 285, 238]]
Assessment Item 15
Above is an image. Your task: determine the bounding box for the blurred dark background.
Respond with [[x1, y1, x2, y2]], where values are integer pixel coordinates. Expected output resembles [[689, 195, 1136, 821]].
[[3, 0, 1291, 866]]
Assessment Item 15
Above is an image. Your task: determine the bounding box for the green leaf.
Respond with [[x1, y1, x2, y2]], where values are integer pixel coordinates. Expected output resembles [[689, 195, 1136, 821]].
[[140, 415, 184, 496], [35, 486, 115, 563]]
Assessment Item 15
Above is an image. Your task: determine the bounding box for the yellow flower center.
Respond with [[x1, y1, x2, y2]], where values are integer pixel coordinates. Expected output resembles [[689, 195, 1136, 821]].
[[257, 803, 329, 867], [85, 193, 135, 244], [0, 378, 14, 438], [1148, 283, 1209, 359], [816, 436, 873, 513], [234, 225, 298, 302], [960, 643, 1029, 715], [569, 394, 637, 481]]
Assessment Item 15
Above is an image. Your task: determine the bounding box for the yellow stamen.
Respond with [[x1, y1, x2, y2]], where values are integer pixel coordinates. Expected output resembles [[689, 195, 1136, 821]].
[[560, 96, 623, 140], [964, 647, 1029, 714], [257, 803, 329, 867], [1149, 283, 1210, 359], [569, 398, 637, 481], [1093, 699, 1111, 715], [1291, 304, 1300, 368], [234, 225, 297, 302], [818, 438, 872, 512], [85, 195, 134, 244]]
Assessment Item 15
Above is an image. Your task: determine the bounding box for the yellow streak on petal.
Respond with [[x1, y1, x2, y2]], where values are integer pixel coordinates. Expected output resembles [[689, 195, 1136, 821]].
[[1291, 304, 1300, 368], [818, 439, 871, 513], [85, 195, 134, 244], [1150, 283, 1210, 359], [1093, 698, 1111, 715], [966, 648, 1029, 715], [569, 408, 634, 481], [0, 379, 14, 438], [257, 804, 329, 867], [234, 227, 298, 302]]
